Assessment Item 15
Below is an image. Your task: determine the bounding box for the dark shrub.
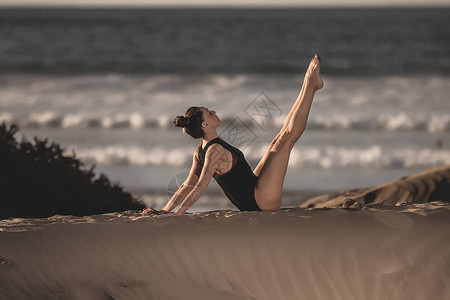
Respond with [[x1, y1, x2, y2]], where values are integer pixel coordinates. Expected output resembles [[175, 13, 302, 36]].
[[0, 123, 145, 219]]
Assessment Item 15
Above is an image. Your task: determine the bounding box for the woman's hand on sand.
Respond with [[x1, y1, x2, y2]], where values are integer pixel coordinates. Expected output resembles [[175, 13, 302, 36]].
[[141, 207, 178, 216], [141, 207, 160, 215]]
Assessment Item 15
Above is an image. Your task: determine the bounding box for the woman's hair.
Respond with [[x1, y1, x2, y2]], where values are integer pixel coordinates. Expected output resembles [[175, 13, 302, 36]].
[[174, 106, 205, 139]]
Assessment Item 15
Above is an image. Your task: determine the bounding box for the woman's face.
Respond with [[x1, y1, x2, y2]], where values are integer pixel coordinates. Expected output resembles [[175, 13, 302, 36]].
[[201, 107, 221, 128]]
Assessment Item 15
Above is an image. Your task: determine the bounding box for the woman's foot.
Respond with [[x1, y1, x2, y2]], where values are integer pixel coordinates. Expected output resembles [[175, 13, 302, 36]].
[[304, 54, 324, 91]]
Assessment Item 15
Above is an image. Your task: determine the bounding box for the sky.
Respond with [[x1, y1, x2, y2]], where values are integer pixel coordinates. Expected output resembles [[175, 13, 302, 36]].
[[0, 0, 449, 7]]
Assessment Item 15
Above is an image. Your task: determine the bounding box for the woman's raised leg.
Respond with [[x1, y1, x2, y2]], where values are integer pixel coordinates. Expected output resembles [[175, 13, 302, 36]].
[[254, 54, 323, 210]]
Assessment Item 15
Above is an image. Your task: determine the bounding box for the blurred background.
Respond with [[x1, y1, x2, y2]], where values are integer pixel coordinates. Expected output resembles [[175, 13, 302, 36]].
[[1, 1, 449, 212]]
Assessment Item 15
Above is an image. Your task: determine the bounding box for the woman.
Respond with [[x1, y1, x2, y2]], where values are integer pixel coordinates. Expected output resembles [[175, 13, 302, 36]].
[[143, 54, 323, 216]]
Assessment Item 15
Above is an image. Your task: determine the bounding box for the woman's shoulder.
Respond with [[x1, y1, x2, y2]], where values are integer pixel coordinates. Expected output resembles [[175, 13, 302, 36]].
[[195, 141, 224, 157], [194, 143, 202, 160], [206, 143, 226, 154]]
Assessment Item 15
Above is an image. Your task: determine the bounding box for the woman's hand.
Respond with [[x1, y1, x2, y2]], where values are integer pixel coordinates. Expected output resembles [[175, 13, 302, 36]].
[[141, 207, 160, 215], [160, 211, 178, 216], [141, 207, 178, 216]]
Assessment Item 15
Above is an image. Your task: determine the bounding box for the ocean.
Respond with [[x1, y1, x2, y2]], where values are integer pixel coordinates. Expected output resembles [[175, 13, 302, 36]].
[[1, 8, 449, 211]]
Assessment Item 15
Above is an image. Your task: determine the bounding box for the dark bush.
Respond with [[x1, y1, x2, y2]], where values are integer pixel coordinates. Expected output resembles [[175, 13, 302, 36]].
[[0, 123, 145, 219]]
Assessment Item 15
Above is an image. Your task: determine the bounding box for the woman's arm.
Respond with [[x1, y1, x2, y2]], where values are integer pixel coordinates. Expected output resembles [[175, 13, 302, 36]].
[[160, 145, 203, 213], [174, 144, 224, 215]]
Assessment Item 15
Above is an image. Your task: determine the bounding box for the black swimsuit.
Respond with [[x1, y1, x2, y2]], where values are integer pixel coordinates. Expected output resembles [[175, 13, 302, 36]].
[[198, 137, 261, 211]]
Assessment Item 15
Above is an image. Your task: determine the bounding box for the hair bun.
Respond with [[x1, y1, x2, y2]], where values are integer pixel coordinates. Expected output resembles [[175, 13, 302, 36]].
[[174, 115, 190, 128]]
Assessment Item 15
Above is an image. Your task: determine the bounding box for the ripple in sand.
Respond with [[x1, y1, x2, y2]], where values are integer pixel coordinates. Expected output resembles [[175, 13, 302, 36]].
[[374, 210, 414, 229]]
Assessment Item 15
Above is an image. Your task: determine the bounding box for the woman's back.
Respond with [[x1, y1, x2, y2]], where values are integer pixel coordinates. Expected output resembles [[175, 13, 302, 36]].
[[198, 137, 261, 211]]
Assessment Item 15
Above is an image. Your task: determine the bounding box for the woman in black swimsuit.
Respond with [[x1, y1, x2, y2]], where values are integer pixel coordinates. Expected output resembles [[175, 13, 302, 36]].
[[143, 54, 323, 215]]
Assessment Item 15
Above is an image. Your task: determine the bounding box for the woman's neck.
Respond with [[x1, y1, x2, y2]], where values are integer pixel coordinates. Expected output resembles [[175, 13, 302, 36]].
[[202, 132, 219, 147]]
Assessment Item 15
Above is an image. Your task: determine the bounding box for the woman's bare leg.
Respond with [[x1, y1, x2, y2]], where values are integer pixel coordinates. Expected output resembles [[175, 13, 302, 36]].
[[253, 85, 302, 177], [253, 55, 323, 176], [254, 54, 323, 210]]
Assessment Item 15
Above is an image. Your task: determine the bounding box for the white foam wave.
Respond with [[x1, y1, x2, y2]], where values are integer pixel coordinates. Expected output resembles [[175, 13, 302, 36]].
[[428, 115, 450, 132], [71, 144, 450, 169], [100, 113, 145, 129], [27, 111, 60, 127], [19, 112, 162, 129], [3, 111, 450, 132], [73, 145, 192, 167], [287, 146, 450, 169]]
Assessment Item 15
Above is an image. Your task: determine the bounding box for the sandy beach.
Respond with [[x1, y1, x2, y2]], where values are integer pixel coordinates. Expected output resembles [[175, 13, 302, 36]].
[[1, 166, 449, 299]]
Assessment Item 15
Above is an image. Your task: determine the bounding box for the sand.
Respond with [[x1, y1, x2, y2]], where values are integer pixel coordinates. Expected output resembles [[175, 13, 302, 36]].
[[302, 164, 450, 209], [1, 166, 449, 299]]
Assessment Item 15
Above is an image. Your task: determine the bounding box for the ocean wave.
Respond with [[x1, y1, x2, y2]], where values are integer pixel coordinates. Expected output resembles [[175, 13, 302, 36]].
[[71, 144, 450, 169], [5, 112, 450, 133], [13, 112, 172, 129], [288, 146, 450, 169], [74, 145, 191, 167]]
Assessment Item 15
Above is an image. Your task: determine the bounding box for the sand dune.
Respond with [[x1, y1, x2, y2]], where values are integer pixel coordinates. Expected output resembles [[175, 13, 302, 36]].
[[302, 164, 450, 209], [1, 201, 449, 299]]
